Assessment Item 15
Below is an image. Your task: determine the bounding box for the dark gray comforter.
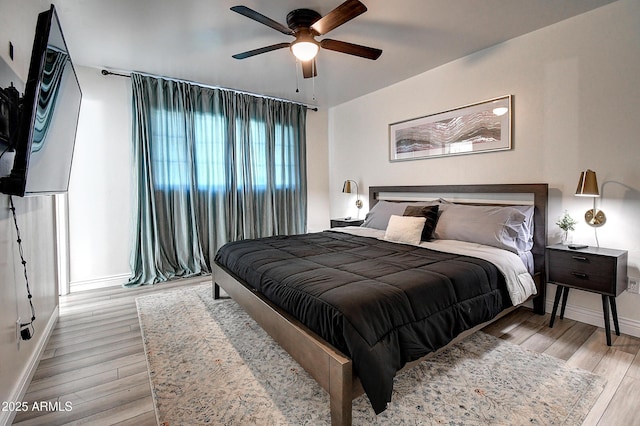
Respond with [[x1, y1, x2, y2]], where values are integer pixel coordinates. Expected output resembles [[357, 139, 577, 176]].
[[214, 231, 510, 414]]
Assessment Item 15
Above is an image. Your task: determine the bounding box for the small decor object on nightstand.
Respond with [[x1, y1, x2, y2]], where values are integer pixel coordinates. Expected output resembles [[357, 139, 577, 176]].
[[556, 210, 577, 245], [568, 244, 588, 250], [547, 244, 628, 346]]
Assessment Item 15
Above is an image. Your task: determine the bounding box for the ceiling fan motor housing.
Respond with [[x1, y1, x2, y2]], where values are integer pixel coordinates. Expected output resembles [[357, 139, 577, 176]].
[[286, 9, 321, 32]]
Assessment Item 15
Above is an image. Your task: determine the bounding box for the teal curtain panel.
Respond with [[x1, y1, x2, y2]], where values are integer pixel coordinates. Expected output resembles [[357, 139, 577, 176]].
[[127, 73, 307, 286]]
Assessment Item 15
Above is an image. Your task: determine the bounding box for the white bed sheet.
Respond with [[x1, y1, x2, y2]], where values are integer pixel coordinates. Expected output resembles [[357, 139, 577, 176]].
[[332, 226, 537, 306]]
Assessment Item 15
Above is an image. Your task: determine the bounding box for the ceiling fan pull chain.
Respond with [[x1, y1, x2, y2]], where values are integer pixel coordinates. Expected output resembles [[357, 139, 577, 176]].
[[295, 58, 300, 93], [312, 60, 316, 101]]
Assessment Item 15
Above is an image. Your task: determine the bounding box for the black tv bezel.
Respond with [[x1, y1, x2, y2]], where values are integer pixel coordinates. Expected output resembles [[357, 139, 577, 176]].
[[0, 4, 82, 197]]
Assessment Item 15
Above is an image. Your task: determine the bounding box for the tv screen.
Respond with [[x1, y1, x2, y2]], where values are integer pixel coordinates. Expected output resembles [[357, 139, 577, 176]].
[[0, 4, 82, 197]]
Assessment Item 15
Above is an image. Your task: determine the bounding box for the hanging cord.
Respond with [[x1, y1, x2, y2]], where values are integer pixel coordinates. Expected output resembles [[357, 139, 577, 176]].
[[312, 60, 316, 101], [295, 58, 300, 93], [9, 196, 36, 339], [593, 197, 600, 248]]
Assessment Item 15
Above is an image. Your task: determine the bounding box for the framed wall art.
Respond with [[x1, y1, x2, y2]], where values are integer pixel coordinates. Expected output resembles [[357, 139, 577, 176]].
[[389, 95, 512, 162]]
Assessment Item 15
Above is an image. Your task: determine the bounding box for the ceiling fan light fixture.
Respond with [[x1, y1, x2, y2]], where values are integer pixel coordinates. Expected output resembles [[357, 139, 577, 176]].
[[291, 39, 319, 61]]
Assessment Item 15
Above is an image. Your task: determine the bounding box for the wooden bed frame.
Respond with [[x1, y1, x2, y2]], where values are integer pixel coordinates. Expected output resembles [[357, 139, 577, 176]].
[[213, 183, 548, 425]]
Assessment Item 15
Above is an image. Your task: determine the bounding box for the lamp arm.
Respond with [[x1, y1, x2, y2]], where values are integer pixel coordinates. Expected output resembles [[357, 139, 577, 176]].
[[352, 180, 363, 209]]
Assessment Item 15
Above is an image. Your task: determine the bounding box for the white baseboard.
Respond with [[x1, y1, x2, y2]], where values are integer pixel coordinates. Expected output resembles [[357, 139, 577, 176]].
[[545, 299, 640, 339], [69, 273, 130, 292], [1, 307, 58, 426]]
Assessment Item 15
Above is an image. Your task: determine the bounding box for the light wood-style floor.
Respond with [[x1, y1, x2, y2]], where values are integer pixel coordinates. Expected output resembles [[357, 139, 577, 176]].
[[13, 280, 640, 425]]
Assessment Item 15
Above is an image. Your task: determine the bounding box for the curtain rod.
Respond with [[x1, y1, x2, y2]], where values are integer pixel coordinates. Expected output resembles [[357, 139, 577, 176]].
[[100, 69, 319, 111]]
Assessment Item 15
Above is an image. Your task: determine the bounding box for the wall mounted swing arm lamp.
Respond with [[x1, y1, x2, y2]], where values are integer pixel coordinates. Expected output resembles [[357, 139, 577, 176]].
[[575, 169, 606, 227], [342, 179, 363, 209]]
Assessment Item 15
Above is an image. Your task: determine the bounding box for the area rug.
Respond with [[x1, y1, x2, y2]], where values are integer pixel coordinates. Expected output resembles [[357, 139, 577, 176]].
[[136, 284, 605, 425]]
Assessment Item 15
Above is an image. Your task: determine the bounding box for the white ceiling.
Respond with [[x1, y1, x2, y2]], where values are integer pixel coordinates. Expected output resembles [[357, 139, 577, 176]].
[[51, 0, 616, 108]]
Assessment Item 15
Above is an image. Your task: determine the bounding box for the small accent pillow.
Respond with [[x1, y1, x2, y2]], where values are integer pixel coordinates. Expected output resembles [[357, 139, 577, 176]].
[[403, 205, 439, 241], [384, 215, 426, 246]]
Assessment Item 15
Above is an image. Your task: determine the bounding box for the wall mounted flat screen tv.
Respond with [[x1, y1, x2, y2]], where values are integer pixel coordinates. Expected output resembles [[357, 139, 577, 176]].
[[0, 4, 82, 197]]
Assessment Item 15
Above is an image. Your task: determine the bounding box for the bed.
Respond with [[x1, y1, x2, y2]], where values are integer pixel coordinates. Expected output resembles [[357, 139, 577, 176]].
[[213, 183, 548, 425]]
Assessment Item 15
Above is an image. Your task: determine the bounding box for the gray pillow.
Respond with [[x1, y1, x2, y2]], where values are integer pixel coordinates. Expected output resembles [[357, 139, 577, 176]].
[[511, 205, 535, 250], [433, 204, 531, 253]]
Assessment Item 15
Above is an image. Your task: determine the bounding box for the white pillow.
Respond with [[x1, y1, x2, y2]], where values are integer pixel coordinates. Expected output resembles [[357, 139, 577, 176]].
[[384, 215, 426, 246]]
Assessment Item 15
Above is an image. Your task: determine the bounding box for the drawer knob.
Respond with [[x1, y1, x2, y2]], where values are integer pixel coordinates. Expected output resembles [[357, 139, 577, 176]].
[[572, 256, 588, 262], [571, 271, 589, 279]]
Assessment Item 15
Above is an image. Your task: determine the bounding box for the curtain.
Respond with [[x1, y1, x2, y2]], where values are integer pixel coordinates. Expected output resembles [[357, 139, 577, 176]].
[[127, 73, 307, 286]]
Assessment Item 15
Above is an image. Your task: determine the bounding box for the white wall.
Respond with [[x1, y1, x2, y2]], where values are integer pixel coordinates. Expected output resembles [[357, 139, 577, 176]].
[[305, 108, 330, 232], [67, 66, 132, 291], [328, 0, 640, 333], [0, 196, 59, 423]]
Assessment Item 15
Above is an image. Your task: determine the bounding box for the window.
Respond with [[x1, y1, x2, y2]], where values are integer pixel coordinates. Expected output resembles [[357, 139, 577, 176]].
[[151, 109, 297, 191]]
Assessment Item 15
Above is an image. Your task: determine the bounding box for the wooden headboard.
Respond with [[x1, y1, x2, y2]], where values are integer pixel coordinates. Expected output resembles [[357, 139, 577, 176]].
[[369, 183, 548, 314]]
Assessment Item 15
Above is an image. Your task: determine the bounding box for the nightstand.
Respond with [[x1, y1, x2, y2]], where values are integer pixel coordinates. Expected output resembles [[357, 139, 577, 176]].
[[547, 244, 628, 346], [330, 218, 364, 228]]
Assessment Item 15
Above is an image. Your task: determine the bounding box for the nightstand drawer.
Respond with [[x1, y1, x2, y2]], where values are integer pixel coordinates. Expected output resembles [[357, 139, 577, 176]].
[[548, 250, 616, 294]]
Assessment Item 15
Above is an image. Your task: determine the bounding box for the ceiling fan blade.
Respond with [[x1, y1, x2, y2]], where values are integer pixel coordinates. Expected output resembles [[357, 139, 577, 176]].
[[320, 39, 382, 60], [232, 42, 291, 59], [230, 6, 294, 36], [311, 0, 367, 36], [302, 60, 318, 79]]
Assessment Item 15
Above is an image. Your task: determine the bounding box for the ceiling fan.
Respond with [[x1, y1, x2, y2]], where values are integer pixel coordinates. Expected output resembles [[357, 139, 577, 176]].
[[230, 0, 382, 78]]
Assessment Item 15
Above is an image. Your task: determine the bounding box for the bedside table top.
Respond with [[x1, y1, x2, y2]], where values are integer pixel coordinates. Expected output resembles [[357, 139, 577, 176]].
[[546, 244, 627, 258]]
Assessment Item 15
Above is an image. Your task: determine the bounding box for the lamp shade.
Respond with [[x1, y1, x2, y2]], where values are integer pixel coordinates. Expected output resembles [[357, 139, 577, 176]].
[[342, 180, 353, 193], [575, 169, 599, 197]]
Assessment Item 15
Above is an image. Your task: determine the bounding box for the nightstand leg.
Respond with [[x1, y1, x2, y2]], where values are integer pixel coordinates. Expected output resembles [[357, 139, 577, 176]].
[[602, 295, 612, 346], [549, 285, 564, 328], [609, 296, 620, 336], [559, 286, 570, 319]]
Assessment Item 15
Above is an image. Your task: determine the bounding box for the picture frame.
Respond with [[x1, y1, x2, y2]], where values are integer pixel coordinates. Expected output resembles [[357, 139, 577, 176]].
[[389, 95, 512, 162]]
